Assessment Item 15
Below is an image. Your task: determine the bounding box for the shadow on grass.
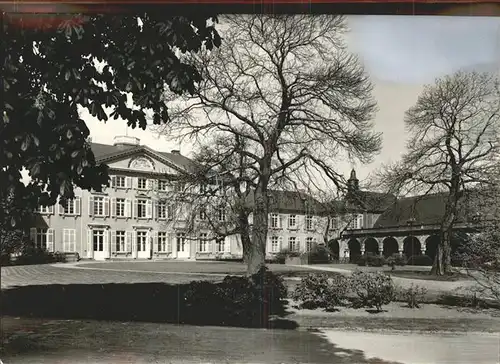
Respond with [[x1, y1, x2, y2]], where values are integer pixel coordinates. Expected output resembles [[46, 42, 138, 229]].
[[1, 282, 297, 330]]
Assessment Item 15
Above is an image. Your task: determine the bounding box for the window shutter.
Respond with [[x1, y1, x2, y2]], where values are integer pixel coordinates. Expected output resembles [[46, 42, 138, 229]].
[[225, 238, 230, 252], [126, 231, 133, 252], [104, 197, 110, 217], [30, 227, 37, 244], [87, 229, 92, 255], [126, 198, 132, 218], [278, 236, 283, 252], [104, 229, 110, 255], [148, 179, 154, 191], [133, 199, 138, 218], [168, 233, 173, 253], [111, 230, 117, 253], [63, 229, 68, 252], [48, 205, 54, 214], [58, 202, 65, 215], [133, 177, 138, 190], [146, 200, 153, 219], [75, 197, 81, 216], [88, 196, 94, 217], [152, 200, 157, 220], [126, 177, 132, 189], [152, 231, 158, 253], [111, 176, 117, 189], [47, 229, 55, 252], [111, 198, 116, 218], [296, 237, 301, 252]]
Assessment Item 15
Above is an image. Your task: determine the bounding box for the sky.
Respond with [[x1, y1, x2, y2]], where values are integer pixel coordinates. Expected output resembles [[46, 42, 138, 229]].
[[83, 15, 500, 185]]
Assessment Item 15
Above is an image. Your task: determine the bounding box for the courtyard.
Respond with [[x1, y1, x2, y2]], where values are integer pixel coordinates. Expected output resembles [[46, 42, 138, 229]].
[[2, 260, 500, 363]]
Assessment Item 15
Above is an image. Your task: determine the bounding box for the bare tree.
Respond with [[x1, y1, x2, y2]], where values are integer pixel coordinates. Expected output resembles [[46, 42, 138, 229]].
[[156, 15, 381, 274], [376, 71, 500, 275]]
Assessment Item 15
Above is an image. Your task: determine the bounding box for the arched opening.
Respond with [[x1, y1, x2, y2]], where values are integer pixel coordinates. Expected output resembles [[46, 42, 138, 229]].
[[382, 237, 399, 258], [348, 239, 361, 263], [403, 236, 421, 259], [364, 237, 379, 256], [425, 235, 439, 261], [328, 239, 340, 261]]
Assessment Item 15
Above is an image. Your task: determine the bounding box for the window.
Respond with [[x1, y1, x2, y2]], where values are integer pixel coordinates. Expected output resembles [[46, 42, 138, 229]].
[[217, 207, 226, 222], [136, 199, 148, 218], [158, 180, 169, 191], [288, 236, 298, 252], [35, 228, 47, 249], [306, 237, 315, 252], [115, 198, 126, 217], [115, 230, 126, 252], [93, 229, 105, 252], [271, 236, 279, 253], [215, 237, 226, 252], [63, 229, 76, 252], [137, 178, 148, 190], [59, 198, 81, 216], [115, 176, 126, 188], [199, 183, 207, 194], [331, 217, 339, 230], [157, 201, 167, 219], [174, 182, 185, 193], [198, 233, 210, 252], [176, 233, 186, 251], [199, 208, 207, 221], [270, 214, 279, 229], [137, 231, 148, 252], [38, 205, 53, 214], [158, 232, 169, 252], [288, 215, 297, 229], [93, 196, 105, 216], [306, 215, 313, 231]]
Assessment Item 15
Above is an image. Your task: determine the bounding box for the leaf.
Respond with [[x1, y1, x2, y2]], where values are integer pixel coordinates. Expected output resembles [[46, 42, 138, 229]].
[[3, 111, 9, 124], [65, 69, 71, 81], [71, 150, 80, 158], [67, 129, 73, 139], [30, 163, 41, 177], [21, 136, 31, 151]]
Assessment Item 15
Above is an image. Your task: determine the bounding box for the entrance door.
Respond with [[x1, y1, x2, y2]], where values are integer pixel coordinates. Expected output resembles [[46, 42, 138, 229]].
[[176, 233, 190, 259], [93, 229, 107, 261], [136, 231, 151, 259]]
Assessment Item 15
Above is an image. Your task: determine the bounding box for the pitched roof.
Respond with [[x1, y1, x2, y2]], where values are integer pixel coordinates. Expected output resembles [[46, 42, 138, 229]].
[[244, 190, 324, 214], [372, 191, 489, 228], [90, 142, 199, 173], [346, 190, 396, 213]]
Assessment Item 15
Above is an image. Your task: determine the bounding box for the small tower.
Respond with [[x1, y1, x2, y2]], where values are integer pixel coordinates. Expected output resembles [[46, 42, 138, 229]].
[[347, 169, 359, 196]]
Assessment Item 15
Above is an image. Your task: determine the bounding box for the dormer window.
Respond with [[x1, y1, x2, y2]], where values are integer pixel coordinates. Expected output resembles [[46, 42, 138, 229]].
[[115, 176, 126, 188], [288, 214, 297, 229]]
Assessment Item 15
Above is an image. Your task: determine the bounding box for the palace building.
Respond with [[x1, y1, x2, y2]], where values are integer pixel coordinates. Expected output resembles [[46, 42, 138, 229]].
[[30, 136, 331, 261]]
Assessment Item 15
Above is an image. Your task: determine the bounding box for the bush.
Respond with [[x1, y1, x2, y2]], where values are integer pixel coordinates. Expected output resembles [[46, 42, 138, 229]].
[[386, 253, 406, 267], [183, 266, 287, 327], [274, 248, 300, 264], [306, 244, 331, 264], [292, 273, 349, 310], [406, 255, 433, 266], [398, 284, 428, 308], [13, 244, 67, 266], [350, 270, 395, 311], [357, 254, 386, 267]]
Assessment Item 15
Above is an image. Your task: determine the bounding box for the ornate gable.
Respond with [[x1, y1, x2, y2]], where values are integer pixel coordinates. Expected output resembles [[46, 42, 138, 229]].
[[106, 150, 183, 175]]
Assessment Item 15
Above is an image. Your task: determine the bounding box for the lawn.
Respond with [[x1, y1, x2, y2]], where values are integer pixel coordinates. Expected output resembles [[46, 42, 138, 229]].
[[388, 270, 471, 282]]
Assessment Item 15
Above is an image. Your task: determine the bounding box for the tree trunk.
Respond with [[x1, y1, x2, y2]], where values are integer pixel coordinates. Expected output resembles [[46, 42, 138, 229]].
[[247, 171, 270, 275], [238, 210, 252, 264], [431, 186, 459, 276]]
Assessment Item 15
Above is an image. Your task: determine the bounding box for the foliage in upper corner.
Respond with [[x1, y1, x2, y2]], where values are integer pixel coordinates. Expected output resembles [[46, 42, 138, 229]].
[[1, 12, 221, 225]]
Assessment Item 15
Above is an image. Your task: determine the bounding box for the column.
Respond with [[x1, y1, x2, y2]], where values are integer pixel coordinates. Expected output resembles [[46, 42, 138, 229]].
[[340, 239, 349, 263], [106, 227, 111, 260], [360, 240, 365, 255], [418, 235, 429, 255], [148, 228, 153, 259], [378, 240, 384, 257], [396, 236, 405, 257]]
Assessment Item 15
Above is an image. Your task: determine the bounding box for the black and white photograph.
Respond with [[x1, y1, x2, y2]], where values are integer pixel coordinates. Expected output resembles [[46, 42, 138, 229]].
[[1, 3, 500, 363]]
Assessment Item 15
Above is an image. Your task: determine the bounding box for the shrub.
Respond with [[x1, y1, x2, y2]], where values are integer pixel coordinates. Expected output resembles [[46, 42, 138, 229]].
[[386, 253, 406, 267], [14, 244, 67, 266], [274, 248, 300, 264], [306, 244, 331, 264], [183, 266, 287, 327], [406, 255, 433, 266], [249, 266, 288, 304], [357, 254, 386, 267], [292, 273, 349, 310], [350, 270, 395, 311], [398, 284, 428, 308]]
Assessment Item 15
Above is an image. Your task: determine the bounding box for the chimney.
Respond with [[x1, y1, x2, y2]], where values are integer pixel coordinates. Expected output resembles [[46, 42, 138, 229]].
[[171, 149, 181, 155], [113, 135, 140, 147]]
